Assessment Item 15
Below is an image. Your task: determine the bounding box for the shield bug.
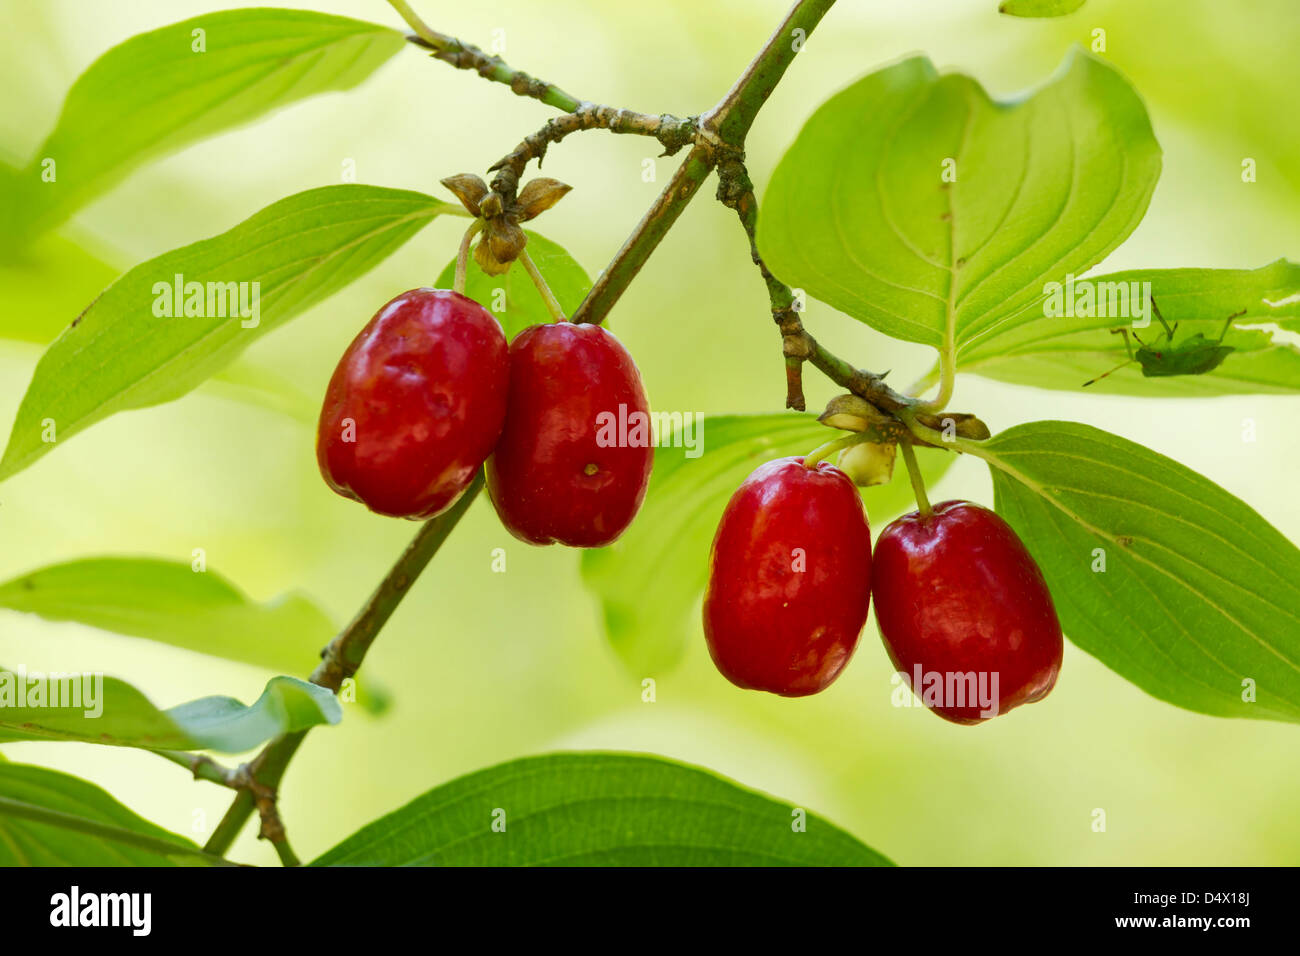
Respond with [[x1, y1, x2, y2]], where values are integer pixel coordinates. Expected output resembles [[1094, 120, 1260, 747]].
[[1083, 298, 1243, 387]]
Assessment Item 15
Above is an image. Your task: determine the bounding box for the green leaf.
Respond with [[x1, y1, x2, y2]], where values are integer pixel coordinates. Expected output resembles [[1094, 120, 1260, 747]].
[[999, 0, 1086, 17], [0, 231, 319, 420], [5, 9, 403, 244], [0, 185, 455, 481], [979, 421, 1300, 723], [580, 414, 952, 674], [311, 752, 893, 866], [433, 230, 591, 340], [758, 49, 1160, 364], [0, 761, 212, 866], [0, 671, 342, 752], [0, 557, 332, 674], [954, 260, 1300, 395]]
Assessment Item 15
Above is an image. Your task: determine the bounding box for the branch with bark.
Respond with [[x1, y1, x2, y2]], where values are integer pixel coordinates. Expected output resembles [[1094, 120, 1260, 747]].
[[195, 0, 978, 865]]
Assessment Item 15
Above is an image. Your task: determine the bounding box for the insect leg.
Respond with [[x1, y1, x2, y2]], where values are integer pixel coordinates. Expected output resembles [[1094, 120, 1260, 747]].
[[1083, 358, 1136, 387], [1217, 308, 1246, 343], [1149, 296, 1177, 341], [1117, 327, 1135, 359], [1083, 329, 1136, 386]]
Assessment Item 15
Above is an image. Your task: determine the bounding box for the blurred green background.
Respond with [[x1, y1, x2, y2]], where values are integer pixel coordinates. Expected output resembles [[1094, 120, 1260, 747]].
[[0, 0, 1297, 866]]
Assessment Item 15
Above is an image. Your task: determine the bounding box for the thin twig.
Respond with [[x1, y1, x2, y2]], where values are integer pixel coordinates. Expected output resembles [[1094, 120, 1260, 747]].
[[204, 476, 485, 859], [155, 749, 299, 860], [571, 0, 839, 327], [714, 153, 807, 409], [202, 0, 853, 866], [389, 0, 582, 112], [714, 157, 992, 441], [154, 749, 241, 789], [488, 105, 698, 203]]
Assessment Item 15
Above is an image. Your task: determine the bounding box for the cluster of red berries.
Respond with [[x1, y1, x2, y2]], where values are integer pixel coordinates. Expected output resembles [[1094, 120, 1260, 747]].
[[704, 457, 1063, 723], [317, 288, 653, 548], [316, 289, 1060, 724]]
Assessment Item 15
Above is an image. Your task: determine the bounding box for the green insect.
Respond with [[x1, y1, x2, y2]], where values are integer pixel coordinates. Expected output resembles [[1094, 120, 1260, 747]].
[[1082, 298, 1244, 387]]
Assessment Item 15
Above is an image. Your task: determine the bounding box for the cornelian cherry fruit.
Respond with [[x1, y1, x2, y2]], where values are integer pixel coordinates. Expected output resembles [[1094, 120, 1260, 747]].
[[703, 457, 873, 697], [486, 321, 653, 547], [317, 288, 508, 519], [872, 500, 1063, 724]]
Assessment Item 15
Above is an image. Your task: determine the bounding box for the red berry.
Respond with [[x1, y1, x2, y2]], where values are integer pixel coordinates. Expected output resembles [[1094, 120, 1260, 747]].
[[872, 500, 1063, 724], [317, 289, 508, 519], [703, 458, 873, 697], [486, 322, 653, 547]]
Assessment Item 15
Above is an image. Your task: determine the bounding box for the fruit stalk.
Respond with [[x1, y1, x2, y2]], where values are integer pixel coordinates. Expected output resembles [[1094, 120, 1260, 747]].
[[803, 431, 870, 469], [454, 220, 484, 294], [899, 439, 934, 517], [518, 247, 568, 322]]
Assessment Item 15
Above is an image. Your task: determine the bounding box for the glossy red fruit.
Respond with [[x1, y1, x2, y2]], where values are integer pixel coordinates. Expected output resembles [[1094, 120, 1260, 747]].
[[486, 321, 653, 547], [317, 288, 508, 519], [703, 457, 873, 697], [872, 500, 1063, 724]]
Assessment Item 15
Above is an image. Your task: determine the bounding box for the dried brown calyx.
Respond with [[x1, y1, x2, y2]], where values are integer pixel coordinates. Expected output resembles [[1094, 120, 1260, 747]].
[[816, 393, 991, 484], [442, 173, 572, 275]]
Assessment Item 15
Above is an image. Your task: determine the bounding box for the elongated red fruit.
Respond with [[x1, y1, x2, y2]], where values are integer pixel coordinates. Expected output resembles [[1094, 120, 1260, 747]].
[[317, 288, 508, 519], [703, 457, 873, 697], [486, 321, 652, 547], [872, 500, 1063, 724]]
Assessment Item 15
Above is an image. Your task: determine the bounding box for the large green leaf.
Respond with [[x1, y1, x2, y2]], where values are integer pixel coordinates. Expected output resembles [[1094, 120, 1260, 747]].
[[312, 752, 893, 866], [0, 185, 455, 481], [978, 421, 1300, 722], [433, 230, 591, 340], [580, 414, 952, 674], [953, 261, 1300, 395], [4, 9, 403, 244], [0, 761, 211, 866], [0, 231, 318, 419], [0, 671, 342, 752], [0, 557, 332, 674], [758, 49, 1160, 366]]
